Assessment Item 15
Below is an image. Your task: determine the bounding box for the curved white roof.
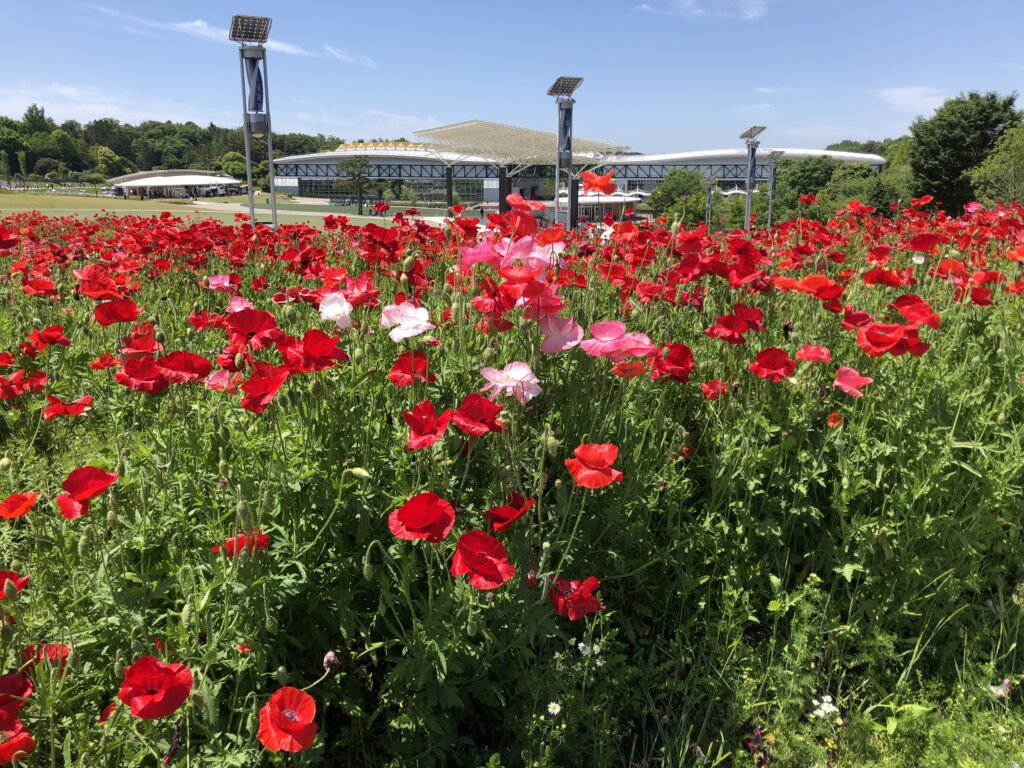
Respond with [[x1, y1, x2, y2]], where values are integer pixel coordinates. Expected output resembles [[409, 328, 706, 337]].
[[114, 174, 240, 188], [607, 148, 885, 166]]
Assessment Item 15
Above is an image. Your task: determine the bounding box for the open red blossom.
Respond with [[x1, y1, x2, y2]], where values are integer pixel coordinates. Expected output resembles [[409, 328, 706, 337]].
[[387, 350, 435, 387], [0, 226, 18, 249], [833, 367, 873, 398], [701, 379, 728, 401], [705, 314, 752, 344], [549, 576, 605, 621], [212, 529, 270, 556], [827, 411, 844, 428], [22, 643, 71, 671], [27, 325, 71, 350], [0, 492, 38, 520], [891, 294, 940, 330], [0, 572, 29, 602], [565, 443, 624, 489], [155, 351, 213, 384], [451, 392, 504, 436], [485, 493, 535, 533], [0, 710, 35, 764], [56, 494, 88, 521], [856, 322, 930, 357], [748, 347, 796, 382], [0, 672, 33, 713], [0, 353, 13, 368], [117, 656, 193, 720], [450, 531, 516, 590], [89, 353, 119, 370], [388, 492, 455, 543], [62, 466, 118, 502], [581, 169, 616, 195], [258, 686, 318, 753], [240, 363, 290, 414], [94, 298, 141, 327], [402, 400, 452, 451], [227, 309, 283, 350], [42, 394, 93, 421], [277, 329, 349, 373], [795, 344, 831, 363], [611, 360, 647, 379], [649, 342, 695, 383], [114, 356, 169, 395]]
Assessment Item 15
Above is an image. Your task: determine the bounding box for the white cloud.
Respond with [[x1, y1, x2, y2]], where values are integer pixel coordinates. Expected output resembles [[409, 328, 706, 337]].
[[0, 80, 225, 127], [754, 86, 796, 95], [291, 108, 440, 140], [875, 86, 946, 115], [324, 45, 376, 68], [637, 0, 767, 19]]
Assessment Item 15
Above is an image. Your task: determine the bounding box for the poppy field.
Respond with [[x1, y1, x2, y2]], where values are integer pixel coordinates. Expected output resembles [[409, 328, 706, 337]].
[[1, 191, 1024, 767]]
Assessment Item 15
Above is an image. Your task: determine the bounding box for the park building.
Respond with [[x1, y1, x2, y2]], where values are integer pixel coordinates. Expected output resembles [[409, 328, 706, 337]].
[[271, 119, 885, 211], [108, 169, 244, 199]]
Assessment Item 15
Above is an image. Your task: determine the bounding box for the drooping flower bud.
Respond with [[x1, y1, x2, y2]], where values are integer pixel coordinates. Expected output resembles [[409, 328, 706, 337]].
[[322, 650, 343, 674]]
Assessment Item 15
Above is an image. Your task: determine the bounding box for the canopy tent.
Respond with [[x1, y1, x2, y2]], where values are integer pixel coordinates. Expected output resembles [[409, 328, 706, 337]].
[[114, 174, 241, 189], [415, 120, 628, 175]]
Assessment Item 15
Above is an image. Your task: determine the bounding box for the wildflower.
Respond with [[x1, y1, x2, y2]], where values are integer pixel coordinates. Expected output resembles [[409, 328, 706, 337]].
[[451, 392, 505, 436], [550, 576, 605, 620], [833, 367, 873, 398], [810, 694, 839, 719], [258, 687, 318, 752], [212, 530, 270, 557], [318, 292, 353, 330], [380, 301, 435, 342], [0, 710, 35, 764], [402, 400, 452, 451], [480, 362, 541, 403], [388, 350, 436, 387], [577, 642, 591, 656], [547, 702, 561, 716], [388, 493, 456, 543], [450, 531, 516, 590], [117, 656, 193, 720], [0, 492, 38, 520], [485, 493, 535, 533], [565, 443, 623, 489], [748, 347, 796, 382]]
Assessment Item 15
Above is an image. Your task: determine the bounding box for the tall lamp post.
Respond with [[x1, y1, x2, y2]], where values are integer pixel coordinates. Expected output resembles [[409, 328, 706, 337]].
[[229, 14, 278, 230], [740, 125, 765, 231], [765, 150, 784, 230], [547, 76, 583, 228]]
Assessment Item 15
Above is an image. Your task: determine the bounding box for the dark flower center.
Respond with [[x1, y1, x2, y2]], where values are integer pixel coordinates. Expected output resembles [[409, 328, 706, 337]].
[[282, 707, 298, 722]]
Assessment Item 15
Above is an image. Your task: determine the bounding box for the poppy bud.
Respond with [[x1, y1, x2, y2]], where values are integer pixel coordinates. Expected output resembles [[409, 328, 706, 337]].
[[154, 329, 165, 344], [782, 321, 794, 341], [399, 273, 409, 286], [219, 458, 229, 481], [77, 533, 90, 558], [466, 618, 478, 637], [351, 346, 363, 363], [106, 510, 121, 528], [309, 378, 325, 397], [236, 500, 251, 529], [0, 624, 12, 643], [3, 579, 18, 602], [212, 411, 222, 430], [275, 665, 289, 686], [113, 654, 124, 679], [219, 425, 229, 443], [0, 457, 10, 472], [180, 602, 192, 630], [402, 255, 416, 272], [347, 467, 371, 481], [265, 615, 278, 634], [233, 352, 245, 370], [32, 317, 42, 328], [322, 650, 343, 674]]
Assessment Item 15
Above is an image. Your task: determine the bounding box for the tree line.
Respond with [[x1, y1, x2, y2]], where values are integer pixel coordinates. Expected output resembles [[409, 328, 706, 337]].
[[647, 90, 1023, 224]]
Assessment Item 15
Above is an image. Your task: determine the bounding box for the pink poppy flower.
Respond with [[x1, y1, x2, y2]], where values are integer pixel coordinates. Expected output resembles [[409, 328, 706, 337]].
[[480, 362, 541, 403], [833, 367, 873, 398], [538, 315, 583, 354], [580, 321, 653, 363]]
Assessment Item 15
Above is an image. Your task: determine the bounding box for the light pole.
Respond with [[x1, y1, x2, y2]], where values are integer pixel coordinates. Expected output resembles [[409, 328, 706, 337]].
[[740, 125, 765, 231], [547, 76, 583, 228], [765, 150, 784, 230], [704, 176, 718, 230], [229, 14, 278, 230]]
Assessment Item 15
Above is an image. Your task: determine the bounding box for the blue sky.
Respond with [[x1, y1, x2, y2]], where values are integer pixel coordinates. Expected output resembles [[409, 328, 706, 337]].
[[3, 0, 1023, 153]]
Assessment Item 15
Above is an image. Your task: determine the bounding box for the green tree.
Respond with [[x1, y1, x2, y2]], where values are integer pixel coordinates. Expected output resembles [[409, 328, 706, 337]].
[[0, 128, 26, 177], [219, 151, 247, 181], [338, 155, 372, 214], [90, 145, 132, 178], [970, 124, 1024, 204], [909, 91, 1021, 213], [648, 169, 706, 224], [22, 104, 55, 135]]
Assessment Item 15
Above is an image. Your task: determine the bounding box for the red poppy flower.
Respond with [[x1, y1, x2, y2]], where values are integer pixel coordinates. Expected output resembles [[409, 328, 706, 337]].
[[0, 673, 33, 713], [402, 400, 452, 451], [611, 360, 647, 379], [891, 294, 940, 330], [549, 576, 605, 621], [564, 443, 624, 489], [827, 411, 844, 428], [117, 656, 193, 720], [700, 379, 728, 401], [89, 353, 119, 370], [22, 643, 71, 672], [212, 529, 270, 556], [240, 363, 290, 414], [747, 348, 795, 382], [450, 531, 516, 590], [856, 323, 929, 357], [581, 169, 616, 195], [485, 493, 535, 533], [277, 329, 349, 373], [0, 227, 18, 249], [0, 710, 34, 764], [94, 298, 141, 327], [155, 351, 213, 384], [388, 493, 455, 543], [56, 494, 88, 521], [795, 345, 831, 363], [98, 702, 117, 724], [258, 686, 318, 753], [114, 356, 170, 395], [833, 367, 873, 398], [450, 392, 504, 436], [42, 394, 93, 421], [236, 642, 252, 654], [62, 466, 118, 502], [27, 325, 71, 350], [705, 314, 751, 345], [227, 309, 283, 351], [0, 492, 37, 520], [387, 351, 435, 387], [649, 343, 695, 383]]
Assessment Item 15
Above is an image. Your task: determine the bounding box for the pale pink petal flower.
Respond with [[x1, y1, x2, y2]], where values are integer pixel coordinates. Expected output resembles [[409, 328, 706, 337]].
[[380, 301, 435, 342], [227, 295, 254, 314], [833, 366, 873, 398], [319, 292, 353, 330], [539, 315, 583, 354], [480, 361, 542, 403]]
